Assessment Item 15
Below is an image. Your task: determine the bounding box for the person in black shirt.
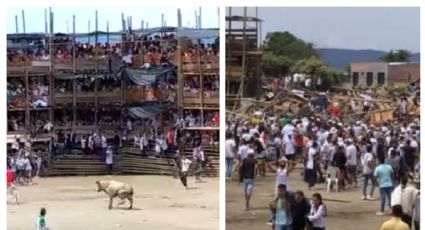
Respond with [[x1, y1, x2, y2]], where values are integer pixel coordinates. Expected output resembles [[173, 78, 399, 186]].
[[254, 133, 266, 176], [403, 139, 416, 172], [291, 190, 311, 230], [332, 144, 347, 190], [240, 152, 257, 211]]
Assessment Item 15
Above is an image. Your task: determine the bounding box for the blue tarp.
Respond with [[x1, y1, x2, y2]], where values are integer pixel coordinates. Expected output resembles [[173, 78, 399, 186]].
[[128, 105, 170, 119], [120, 67, 174, 86]]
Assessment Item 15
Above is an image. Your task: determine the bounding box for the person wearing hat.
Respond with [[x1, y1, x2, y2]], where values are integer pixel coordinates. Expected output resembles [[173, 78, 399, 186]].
[[266, 157, 296, 225], [268, 157, 296, 195], [390, 176, 419, 228]]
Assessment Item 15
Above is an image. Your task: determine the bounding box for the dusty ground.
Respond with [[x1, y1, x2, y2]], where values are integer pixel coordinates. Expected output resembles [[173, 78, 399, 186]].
[[226, 167, 390, 230], [7, 175, 219, 230]]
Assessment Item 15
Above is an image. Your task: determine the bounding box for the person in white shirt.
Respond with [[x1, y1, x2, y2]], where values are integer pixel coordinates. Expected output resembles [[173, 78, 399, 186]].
[[306, 142, 318, 190], [180, 155, 192, 189], [361, 145, 375, 200], [193, 146, 205, 182], [88, 135, 94, 154], [225, 133, 236, 180], [281, 123, 295, 141], [413, 180, 420, 230], [238, 142, 250, 161], [80, 136, 87, 154], [105, 146, 113, 175], [133, 135, 139, 147], [23, 155, 32, 185], [308, 193, 326, 229], [268, 157, 295, 194], [391, 176, 419, 228], [43, 121, 53, 133], [101, 134, 107, 160], [11, 138, 20, 154], [284, 134, 296, 161], [122, 53, 133, 65], [346, 140, 358, 188]]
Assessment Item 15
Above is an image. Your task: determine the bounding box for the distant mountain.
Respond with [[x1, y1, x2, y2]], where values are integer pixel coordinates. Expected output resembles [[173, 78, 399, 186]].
[[316, 48, 420, 71]]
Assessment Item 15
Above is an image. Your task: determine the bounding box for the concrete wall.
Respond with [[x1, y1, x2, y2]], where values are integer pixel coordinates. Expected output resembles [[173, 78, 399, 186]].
[[351, 62, 388, 87]]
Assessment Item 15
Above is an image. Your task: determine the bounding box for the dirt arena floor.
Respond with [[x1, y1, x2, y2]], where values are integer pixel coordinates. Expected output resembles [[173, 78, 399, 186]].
[[7, 175, 219, 230], [226, 166, 389, 230]]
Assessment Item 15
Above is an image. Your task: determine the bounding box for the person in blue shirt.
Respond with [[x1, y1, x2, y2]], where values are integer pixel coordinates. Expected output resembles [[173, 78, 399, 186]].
[[374, 156, 394, 216], [270, 184, 293, 230]]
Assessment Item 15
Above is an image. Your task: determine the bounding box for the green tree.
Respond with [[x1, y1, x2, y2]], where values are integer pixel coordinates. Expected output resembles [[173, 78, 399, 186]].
[[261, 31, 318, 77], [292, 57, 329, 90], [380, 49, 412, 62], [261, 52, 293, 77], [262, 31, 318, 60]]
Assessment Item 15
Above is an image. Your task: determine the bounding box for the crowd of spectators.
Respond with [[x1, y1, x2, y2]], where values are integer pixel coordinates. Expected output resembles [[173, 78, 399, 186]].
[[29, 111, 51, 135], [7, 79, 26, 109], [28, 76, 49, 108], [174, 110, 219, 128], [183, 76, 218, 92], [98, 76, 121, 92], [54, 106, 73, 127], [8, 112, 25, 132]]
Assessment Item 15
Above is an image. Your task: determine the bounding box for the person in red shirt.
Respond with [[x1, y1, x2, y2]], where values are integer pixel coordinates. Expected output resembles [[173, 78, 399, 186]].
[[7, 168, 18, 204], [166, 129, 174, 147], [212, 112, 219, 127], [329, 102, 341, 119], [294, 129, 304, 158]]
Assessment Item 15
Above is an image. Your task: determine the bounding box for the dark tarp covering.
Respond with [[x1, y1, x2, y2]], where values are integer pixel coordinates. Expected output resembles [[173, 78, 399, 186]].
[[128, 104, 170, 119], [133, 27, 218, 40], [120, 67, 174, 86], [54, 74, 113, 80]]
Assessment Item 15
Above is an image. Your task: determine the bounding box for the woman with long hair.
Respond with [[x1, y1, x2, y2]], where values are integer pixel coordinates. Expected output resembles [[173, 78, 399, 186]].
[[307, 193, 326, 230]]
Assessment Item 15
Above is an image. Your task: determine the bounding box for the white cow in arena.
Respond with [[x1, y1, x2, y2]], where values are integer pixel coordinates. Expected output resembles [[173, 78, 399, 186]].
[[95, 180, 134, 210]]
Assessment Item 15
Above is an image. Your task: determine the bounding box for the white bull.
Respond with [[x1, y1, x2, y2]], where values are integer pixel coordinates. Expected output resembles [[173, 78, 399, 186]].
[[95, 180, 134, 210]]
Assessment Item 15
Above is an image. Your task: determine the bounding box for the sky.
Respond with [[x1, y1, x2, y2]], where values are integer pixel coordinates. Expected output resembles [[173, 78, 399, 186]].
[[7, 7, 219, 34], [226, 7, 420, 52]]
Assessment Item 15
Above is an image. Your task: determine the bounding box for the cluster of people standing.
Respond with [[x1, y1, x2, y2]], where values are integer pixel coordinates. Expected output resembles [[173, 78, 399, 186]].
[[226, 108, 420, 229]]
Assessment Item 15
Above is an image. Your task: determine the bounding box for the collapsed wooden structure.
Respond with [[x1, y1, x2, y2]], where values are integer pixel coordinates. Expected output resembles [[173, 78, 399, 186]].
[[227, 85, 419, 125]]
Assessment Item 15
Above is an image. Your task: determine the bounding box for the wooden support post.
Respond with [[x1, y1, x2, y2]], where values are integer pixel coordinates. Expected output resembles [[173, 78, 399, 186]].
[[239, 7, 247, 98], [161, 14, 164, 51], [197, 41, 204, 126], [199, 7, 202, 29], [15, 15, 18, 34], [176, 11, 183, 115], [226, 7, 232, 95], [88, 20, 91, 43], [45, 9, 48, 34], [72, 15, 76, 72], [95, 10, 98, 41], [50, 12, 54, 33], [195, 11, 198, 28], [21, 10, 26, 33], [107, 21, 110, 43], [72, 80, 76, 127]]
